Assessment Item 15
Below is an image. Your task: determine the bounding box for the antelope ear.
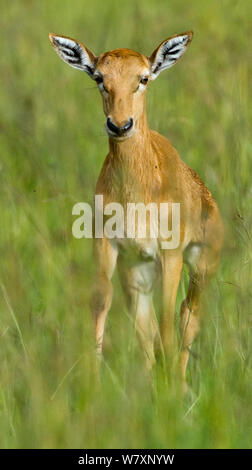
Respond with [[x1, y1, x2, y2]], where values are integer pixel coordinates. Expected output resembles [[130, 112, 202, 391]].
[[49, 33, 96, 77], [149, 31, 193, 80]]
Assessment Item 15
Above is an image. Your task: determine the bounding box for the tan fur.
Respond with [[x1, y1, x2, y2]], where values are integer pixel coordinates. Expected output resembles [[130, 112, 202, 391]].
[[49, 31, 223, 392]]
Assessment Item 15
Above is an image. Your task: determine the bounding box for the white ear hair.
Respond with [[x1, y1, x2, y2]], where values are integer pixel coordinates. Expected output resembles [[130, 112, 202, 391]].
[[149, 31, 193, 80], [49, 34, 96, 77]]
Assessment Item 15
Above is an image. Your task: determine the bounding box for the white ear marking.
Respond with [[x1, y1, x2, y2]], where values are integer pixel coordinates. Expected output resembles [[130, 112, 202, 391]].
[[149, 31, 193, 80], [49, 34, 96, 77]]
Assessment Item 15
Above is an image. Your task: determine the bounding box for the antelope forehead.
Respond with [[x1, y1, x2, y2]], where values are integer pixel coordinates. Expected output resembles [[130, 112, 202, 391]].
[[97, 51, 149, 72], [97, 65, 150, 84]]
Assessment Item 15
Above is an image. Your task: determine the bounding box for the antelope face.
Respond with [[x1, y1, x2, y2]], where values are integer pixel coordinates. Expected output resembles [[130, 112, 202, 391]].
[[49, 32, 193, 141], [94, 51, 150, 140]]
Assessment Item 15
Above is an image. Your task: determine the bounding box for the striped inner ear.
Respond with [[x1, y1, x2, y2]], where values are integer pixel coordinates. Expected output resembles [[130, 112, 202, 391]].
[[161, 36, 188, 62], [151, 34, 190, 76], [51, 36, 94, 76]]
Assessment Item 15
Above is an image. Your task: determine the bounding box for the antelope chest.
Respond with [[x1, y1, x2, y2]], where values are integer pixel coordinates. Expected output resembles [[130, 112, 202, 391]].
[[113, 237, 160, 294]]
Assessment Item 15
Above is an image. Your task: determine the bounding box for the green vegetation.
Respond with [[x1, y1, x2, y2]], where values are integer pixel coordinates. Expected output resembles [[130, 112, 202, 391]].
[[0, 0, 251, 448]]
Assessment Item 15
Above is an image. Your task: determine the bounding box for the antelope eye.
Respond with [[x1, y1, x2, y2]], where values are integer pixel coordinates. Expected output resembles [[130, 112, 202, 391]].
[[94, 75, 103, 84], [140, 77, 149, 85]]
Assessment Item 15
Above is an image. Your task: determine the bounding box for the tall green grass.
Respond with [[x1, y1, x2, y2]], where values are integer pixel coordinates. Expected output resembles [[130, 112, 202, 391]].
[[0, 0, 251, 448]]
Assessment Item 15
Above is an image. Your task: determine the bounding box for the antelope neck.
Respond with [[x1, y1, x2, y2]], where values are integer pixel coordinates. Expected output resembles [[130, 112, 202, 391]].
[[108, 112, 153, 166]]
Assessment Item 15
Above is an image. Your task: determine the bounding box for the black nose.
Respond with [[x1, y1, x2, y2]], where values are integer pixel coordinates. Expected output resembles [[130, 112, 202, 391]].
[[107, 117, 133, 136]]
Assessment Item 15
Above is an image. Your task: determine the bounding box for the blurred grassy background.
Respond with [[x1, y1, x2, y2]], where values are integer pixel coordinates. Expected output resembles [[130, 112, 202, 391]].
[[0, 0, 251, 448]]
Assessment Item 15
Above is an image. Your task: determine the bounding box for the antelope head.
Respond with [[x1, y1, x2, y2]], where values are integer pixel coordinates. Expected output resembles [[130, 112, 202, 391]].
[[49, 31, 193, 140]]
